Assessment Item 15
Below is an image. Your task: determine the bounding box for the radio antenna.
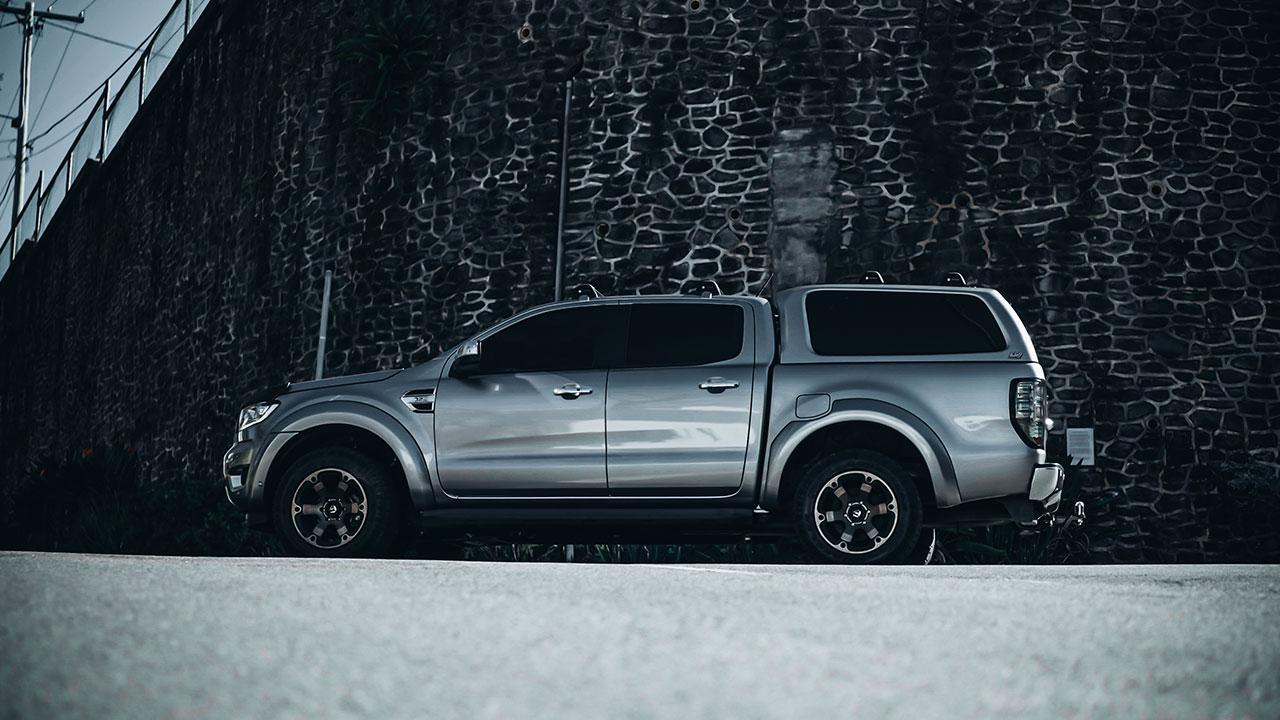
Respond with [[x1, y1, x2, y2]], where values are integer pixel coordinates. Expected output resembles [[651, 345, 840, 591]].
[[754, 272, 775, 297]]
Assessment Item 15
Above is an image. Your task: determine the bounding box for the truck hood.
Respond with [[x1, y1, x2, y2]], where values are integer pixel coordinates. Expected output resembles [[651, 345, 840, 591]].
[[285, 369, 403, 394]]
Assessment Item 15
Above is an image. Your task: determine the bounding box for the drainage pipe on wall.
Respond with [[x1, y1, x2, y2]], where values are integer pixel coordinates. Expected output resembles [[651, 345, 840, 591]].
[[552, 77, 572, 302], [314, 269, 333, 380]]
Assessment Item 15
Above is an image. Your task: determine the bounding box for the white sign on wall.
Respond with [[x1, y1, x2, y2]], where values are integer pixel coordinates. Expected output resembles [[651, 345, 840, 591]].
[[1066, 427, 1095, 466]]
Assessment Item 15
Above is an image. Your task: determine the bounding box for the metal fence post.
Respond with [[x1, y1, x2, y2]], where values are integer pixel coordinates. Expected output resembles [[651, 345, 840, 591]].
[[31, 171, 43, 244], [99, 82, 109, 160], [184, 0, 191, 35], [314, 269, 334, 380], [139, 52, 147, 105]]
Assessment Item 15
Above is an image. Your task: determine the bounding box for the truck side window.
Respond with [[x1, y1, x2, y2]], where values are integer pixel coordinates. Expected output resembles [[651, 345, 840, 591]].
[[624, 303, 744, 368], [805, 290, 1006, 355], [479, 306, 625, 373]]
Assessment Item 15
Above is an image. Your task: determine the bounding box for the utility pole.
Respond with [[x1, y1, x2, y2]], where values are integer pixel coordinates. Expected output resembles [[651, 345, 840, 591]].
[[0, 2, 85, 230]]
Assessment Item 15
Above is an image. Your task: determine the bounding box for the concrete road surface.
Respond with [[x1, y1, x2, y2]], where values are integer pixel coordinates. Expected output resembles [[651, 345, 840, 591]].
[[1, 553, 1277, 720]]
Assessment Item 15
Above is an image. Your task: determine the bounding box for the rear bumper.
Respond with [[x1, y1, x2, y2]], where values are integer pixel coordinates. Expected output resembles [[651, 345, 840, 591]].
[[925, 462, 1065, 528], [1028, 463, 1064, 514]]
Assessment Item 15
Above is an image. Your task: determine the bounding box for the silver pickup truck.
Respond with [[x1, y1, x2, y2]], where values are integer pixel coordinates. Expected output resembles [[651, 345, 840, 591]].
[[224, 281, 1066, 563]]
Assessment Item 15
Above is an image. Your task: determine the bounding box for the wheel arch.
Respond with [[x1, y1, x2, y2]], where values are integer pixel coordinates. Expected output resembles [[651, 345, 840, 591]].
[[762, 400, 959, 512], [254, 403, 435, 519]]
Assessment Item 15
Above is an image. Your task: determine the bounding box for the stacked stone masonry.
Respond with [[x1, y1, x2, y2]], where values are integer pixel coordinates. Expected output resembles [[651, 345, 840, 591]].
[[1, 0, 1277, 560]]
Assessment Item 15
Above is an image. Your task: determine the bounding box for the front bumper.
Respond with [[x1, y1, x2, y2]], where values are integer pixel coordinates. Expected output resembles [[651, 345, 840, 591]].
[[223, 440, 256, 512], [1028, 463, 1064, 513]]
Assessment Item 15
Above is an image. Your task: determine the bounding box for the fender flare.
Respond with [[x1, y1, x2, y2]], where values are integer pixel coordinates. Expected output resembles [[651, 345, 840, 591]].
[[249, 401, 435, 511], [760, 399, 960, 509]]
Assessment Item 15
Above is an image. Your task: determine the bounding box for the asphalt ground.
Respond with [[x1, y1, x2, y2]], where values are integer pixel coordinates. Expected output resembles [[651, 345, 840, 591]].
[[1, 552, 1277, 719]]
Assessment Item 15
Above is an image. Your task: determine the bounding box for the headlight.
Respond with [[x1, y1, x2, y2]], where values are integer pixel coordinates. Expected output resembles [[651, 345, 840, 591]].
[[237, 401, 279, 433]]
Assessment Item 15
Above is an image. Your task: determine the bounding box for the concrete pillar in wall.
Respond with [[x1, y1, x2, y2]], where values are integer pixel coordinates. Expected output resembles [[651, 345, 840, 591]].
[[766, 126, 836, 290]]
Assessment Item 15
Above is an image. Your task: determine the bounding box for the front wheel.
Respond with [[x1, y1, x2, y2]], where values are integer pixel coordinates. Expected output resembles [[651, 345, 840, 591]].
[[792, 450, 923, 564], [272, 448, 405, 558]]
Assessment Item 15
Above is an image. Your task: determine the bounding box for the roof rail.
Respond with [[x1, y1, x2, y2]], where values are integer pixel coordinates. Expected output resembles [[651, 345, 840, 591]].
[[570, 283, 601, 300], [683, 280, 722, 297], [860, 271, 885, 284], [943, 272, 968, 287]]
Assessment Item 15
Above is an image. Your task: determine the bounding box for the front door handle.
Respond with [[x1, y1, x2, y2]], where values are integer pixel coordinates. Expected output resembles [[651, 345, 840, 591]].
[[553, 383, 593, 399], [699, 377, 740, 393]]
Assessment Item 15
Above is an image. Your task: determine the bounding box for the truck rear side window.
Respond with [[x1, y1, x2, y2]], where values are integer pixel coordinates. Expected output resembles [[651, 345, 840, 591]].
[[805, 290, 1006, 356], [625, 303, 744, 367]]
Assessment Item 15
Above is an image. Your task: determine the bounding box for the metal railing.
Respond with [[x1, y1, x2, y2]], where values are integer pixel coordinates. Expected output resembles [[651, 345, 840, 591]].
[[0, 0, 206, 283]]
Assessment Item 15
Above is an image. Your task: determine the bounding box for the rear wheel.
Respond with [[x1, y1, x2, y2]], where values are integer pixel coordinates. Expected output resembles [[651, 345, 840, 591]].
[[792, 450, 923, 564], [272, 448, 405, 558]]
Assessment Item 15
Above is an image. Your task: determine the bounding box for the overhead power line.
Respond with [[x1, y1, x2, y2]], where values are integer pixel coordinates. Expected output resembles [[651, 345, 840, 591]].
[[0, 2, 83, 229], [26, 2, 186, 149], [33, 24, 75, 127], [3, 21, 36, 116], [27, 122, 81, 157], [45, 21, 141, 53], [25, 35, 149, 146], [0, 166, 15, 214], [5, 0, 201, 233]]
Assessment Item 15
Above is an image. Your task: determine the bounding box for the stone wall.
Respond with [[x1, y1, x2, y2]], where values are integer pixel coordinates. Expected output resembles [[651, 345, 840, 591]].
[[1, 0, 1277, 560]]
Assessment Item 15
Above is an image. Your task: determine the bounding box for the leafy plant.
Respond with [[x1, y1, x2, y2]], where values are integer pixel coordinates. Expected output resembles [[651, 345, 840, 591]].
[[336, 0, 438, 138]]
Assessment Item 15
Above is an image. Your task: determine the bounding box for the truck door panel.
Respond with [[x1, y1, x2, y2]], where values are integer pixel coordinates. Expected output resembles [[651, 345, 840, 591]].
[[434, 304, 625, 496], [606, 301, 754, 495]]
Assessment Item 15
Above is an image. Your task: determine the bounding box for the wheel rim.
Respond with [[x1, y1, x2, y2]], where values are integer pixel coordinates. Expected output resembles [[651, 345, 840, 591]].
[[813, 470, 899, 555], [291, 468, 369, 550]]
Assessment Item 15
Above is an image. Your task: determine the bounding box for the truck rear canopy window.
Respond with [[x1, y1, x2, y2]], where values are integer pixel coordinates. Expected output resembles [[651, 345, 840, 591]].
[[805, 290, 1006, 356]]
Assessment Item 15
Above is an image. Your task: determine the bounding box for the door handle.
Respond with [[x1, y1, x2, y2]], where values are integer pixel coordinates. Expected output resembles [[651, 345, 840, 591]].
[[699, 377, 740, 393], [553, 383, 593, 399]]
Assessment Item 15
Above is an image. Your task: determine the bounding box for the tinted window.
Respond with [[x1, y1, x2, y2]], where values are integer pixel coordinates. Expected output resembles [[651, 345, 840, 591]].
[[624, 303, 745, 367], [805, 290, 1006, 356], [478, 306, 625, 373]]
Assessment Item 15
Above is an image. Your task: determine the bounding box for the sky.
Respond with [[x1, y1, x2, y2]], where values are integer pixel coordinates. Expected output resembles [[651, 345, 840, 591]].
[[0, 0, 194, 235]]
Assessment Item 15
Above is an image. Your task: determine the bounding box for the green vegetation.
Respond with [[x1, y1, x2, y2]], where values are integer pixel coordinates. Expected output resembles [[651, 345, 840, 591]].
[[336, 0, 438, 138]]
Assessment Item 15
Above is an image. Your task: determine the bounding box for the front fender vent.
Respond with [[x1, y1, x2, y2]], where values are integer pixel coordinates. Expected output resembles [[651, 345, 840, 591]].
[[401, 388, 435, 413]]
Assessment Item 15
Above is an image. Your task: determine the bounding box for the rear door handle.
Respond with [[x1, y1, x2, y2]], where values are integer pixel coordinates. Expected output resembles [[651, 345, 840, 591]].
[[553, 383, 593, 399], [699, 377, 740, 393]]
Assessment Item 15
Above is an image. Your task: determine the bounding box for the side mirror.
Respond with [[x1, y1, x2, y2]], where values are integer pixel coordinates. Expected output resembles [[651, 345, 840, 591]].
[[451, 340, 482, 377]]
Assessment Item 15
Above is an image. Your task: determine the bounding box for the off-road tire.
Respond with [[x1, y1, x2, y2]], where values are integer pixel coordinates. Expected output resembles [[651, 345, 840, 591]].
[[272, 447, 405, 558], [792, 450, 923, 565]]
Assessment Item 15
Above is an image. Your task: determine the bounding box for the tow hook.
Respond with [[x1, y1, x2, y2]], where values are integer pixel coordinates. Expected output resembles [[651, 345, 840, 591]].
[[1044, 500, 1086, 529], [1056, 501, 1086, 529], [1023, 501, 1086, 531]]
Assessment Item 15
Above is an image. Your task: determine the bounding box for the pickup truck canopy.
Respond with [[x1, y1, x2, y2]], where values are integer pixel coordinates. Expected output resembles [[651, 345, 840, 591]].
[[774, 285, 1038, 365]]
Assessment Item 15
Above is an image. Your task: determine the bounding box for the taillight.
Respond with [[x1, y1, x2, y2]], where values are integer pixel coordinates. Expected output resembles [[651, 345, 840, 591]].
[[1011, 378, 1048, 449]]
